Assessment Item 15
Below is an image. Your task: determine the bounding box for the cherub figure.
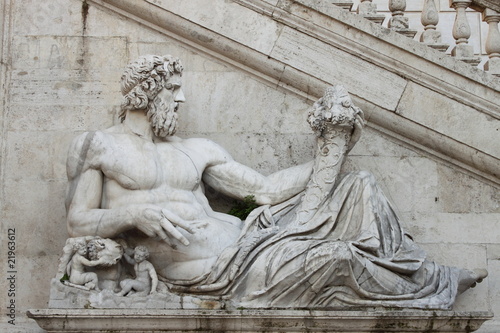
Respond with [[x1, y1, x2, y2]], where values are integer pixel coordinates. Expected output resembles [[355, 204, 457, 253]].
[[67, 240, 106, 290], [116, 246, 158, 296]]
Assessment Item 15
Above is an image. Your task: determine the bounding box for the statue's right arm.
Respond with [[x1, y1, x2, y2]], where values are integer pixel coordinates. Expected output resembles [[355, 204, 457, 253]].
[[78, 255, 106, 267], [121, 252, 135, 265], [65, 132, 191, 245], [65, 132, 138, 238]]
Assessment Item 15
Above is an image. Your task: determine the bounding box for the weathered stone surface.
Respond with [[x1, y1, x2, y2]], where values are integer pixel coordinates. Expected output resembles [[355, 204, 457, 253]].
[[480, 259, 500, 332], [472, 0, 500, 12], [405, 213, 500, 244], [27, 308, 493, 333], [396, 81, 499, 158], [0, 0, 498, 331], [270, 26, 408, 111]]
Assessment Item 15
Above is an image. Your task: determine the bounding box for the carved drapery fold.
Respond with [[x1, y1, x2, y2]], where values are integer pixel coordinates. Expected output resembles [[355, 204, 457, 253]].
[[388, 0, 417, 38], [483, 8, 500, 75]]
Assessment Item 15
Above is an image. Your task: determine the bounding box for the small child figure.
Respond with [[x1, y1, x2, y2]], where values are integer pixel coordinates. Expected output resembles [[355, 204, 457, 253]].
[[67, 240, 105, 290], [116, 246, 158, 296]]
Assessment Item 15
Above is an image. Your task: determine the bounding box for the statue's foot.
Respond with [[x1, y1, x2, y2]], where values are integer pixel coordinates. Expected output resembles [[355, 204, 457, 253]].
[[85, 282, 96, 290], [457, 268, 488, 294]]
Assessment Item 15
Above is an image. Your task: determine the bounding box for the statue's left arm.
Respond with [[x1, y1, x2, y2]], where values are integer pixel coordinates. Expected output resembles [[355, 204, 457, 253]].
[[200, 140, 314, 205], [147, 262, 158, 294]]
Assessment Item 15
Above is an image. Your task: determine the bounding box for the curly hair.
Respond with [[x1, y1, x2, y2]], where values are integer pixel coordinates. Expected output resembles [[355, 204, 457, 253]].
[[134, 245, 149, 259], [307, 85, 361, 133], [119, 55, 183, 121]]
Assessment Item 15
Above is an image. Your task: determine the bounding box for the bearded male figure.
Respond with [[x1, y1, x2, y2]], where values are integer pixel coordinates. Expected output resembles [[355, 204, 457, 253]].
[[65, 54, 485, 309]]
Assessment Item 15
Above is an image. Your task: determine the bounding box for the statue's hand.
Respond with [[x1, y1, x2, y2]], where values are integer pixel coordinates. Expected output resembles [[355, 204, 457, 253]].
[[134, 206, 194, 246], [347, 110, 365, 153]]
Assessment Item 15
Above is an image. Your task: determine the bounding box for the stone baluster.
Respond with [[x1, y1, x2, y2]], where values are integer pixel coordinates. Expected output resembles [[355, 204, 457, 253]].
[[331, 0, 354, 11], [450, 0, 481, 65], [420, 0, 450, 52], [482, 8, 500, 75], [388, 0, 417, 38], [357, 0, 386, 25]]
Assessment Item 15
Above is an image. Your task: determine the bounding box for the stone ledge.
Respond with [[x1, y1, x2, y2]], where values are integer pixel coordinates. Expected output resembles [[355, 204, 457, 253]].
[[27, 309, 492, 332]]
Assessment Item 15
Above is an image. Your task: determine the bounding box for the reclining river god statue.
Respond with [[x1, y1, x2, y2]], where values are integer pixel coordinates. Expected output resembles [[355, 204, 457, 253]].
[[58, 54, 486, 309]]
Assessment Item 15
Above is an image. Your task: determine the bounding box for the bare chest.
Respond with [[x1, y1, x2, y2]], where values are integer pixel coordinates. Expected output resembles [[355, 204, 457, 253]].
[[98, 138, 203, 191]]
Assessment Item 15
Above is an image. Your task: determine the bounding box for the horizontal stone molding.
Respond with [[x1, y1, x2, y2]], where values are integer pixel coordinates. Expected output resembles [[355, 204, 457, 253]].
[[27, 308, 493, 332], [90, 0, 500, 184], [471, 0, 500, 13]]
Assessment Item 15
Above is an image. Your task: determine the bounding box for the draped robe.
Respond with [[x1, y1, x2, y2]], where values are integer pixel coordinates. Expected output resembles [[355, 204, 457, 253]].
[[169, 171, 462, 310]]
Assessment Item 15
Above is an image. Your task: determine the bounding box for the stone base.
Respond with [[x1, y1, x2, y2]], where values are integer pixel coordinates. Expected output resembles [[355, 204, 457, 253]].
[[360, 15, 385, 25], [27, 308, 492, 333], [451, 45, 481, 66], [484, 57, 500, 76], [427, 43, 450, 53], [331, 0, 354, 11], [48, 278, 226, 310], [394, 29, 418, 39]]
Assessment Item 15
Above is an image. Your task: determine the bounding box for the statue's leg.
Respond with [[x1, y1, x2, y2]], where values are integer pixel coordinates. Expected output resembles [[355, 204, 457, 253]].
[[82, 272, 99, 290], [116, 279, 134, 296]]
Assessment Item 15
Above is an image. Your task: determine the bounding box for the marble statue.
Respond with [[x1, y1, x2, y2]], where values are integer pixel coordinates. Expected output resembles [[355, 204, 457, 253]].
[[116, 245, 158, 296], [61, 54, 486, 309], [66, 240, 102, 290], [57, 237, 123, 291]]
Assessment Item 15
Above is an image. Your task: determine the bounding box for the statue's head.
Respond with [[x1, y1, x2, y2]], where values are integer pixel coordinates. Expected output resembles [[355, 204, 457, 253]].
[[87, 238, 123, 266], [308, 85, 362, 133], [120, 54, 184, 137], [133, 245, 149, 262], [73, 240, 87, 255]]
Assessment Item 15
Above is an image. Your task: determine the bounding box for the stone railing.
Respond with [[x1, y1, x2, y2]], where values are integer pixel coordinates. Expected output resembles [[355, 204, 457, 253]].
[[332, 0, 500, 75]]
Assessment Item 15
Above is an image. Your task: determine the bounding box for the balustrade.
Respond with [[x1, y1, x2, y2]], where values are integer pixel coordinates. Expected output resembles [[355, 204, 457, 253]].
[[357, 0, 385, 25], [450, 0, 481, 65], [326, 0, 500, 74], [483, 8, 500, 75], [388, 0, 417, 38], [421, 0, 449, 52]]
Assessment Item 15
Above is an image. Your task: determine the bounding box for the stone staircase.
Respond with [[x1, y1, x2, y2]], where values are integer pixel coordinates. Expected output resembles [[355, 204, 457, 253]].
[[91, 0, 499, 185]]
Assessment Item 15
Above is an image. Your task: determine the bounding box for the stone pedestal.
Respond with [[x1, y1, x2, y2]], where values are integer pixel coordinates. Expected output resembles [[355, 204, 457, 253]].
[[27, 308, 492, 333], [357, 2, 386, 25], [485, 56, 500, 75], [451, 44, 482, 65]]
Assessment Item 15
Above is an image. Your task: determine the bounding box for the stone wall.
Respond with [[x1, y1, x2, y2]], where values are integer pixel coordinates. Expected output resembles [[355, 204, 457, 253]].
[[0, 0, 498, 332]]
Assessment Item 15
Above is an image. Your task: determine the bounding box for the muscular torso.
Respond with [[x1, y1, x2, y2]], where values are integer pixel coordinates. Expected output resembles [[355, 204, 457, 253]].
[[91, 128, 242, 280], [135, 262, 153, 285]]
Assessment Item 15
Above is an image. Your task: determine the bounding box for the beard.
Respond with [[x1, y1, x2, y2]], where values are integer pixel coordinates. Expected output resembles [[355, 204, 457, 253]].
[[147, 95, 179, 138]]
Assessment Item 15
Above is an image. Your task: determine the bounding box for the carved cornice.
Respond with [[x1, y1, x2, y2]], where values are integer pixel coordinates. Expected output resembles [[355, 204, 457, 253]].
[[90, 0, 500, 185]]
